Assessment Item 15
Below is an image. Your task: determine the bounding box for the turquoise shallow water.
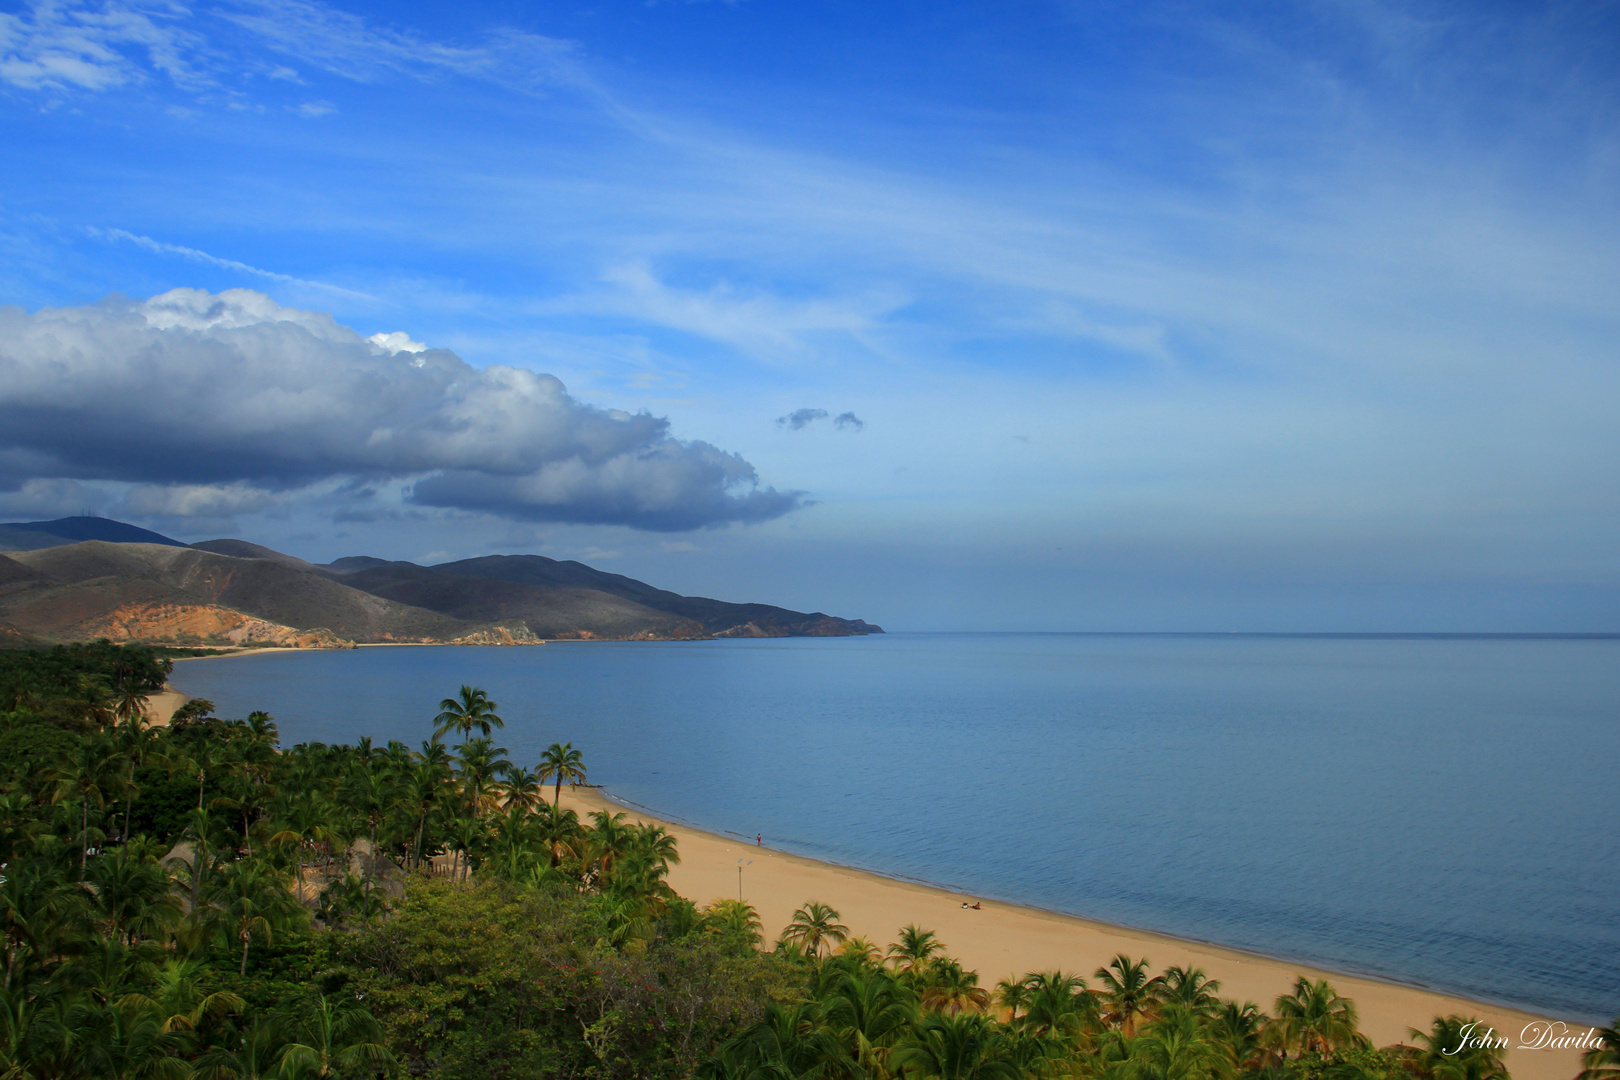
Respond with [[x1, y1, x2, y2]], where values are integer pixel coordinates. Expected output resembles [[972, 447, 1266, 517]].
[[171, 633, 1620, 1022]]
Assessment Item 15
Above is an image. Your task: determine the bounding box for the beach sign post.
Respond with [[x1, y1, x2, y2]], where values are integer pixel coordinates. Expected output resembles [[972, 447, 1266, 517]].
[[738, 858, 752, 901]]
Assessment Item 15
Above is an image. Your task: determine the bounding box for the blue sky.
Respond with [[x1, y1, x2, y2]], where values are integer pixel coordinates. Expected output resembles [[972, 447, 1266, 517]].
[[1, 0, 1617, 631]]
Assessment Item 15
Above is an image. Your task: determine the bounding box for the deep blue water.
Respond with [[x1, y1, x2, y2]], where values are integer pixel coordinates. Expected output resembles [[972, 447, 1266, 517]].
[[170, 633, 1620, 1022]]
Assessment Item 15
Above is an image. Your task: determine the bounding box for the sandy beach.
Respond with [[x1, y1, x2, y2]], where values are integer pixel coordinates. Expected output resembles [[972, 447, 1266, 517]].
[[555, 784, 1592, 1080]]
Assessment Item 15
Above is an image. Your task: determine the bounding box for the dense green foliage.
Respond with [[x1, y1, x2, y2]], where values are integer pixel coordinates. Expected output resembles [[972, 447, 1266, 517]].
[[0, 643, 1575, 1079]]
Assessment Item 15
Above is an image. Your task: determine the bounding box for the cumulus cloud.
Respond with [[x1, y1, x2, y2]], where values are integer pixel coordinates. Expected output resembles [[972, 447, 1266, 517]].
[[0, 288, 804, 531], [777, 408, 828, 430], [834, 412, 864, 431]]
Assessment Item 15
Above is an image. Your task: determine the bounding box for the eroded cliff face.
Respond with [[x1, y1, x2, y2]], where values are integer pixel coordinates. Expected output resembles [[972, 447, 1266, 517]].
[[447, 624, 543, 646], [75, 602, 356, 649]]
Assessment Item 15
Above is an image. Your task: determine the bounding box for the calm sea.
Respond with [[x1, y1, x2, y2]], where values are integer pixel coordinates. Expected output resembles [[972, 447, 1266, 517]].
[[170, 633, 1620, 1022]]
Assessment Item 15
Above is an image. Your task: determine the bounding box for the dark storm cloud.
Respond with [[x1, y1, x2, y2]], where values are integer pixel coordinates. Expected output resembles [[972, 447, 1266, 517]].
[[0, 288, 804, 530]]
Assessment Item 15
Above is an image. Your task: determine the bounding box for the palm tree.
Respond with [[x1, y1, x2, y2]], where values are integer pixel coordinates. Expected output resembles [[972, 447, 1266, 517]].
[[919, 958, 992, 1016], [535, 802, 583, 868], [1096, 954, 1166, 1036], [206, 859, 299, 976], [433, 685, 503, 748], [85, 840, 180, 945], [1406, 1016, 1512, 1080], [454, 736, 510, 820], [782, 901, 850, 958], [500, 765, 545, 813], [1019, 970, 1094, 1037], [995, 975, 1032, 1024], [1579, 1021, 1620, 1080], [1134, 1003, 1232, 1080], [46, 735, 131, 876], [537, 742, 587, 807], [705, 1001, 841, 1080], [585, 809, 636, 881], [703, 898, 764, 948], [888, 924, 947, 975], [117, 956, 244, 1036], [275, 990, 393, 1078], [818, 965, 919, 1076], [890, 1011, 1023, 1080], [1162, 965, 1223, 1016], [1210, 1000, 1267, 1071], [1269, 977, 1363, 1057], [837, 935, 884, 966]]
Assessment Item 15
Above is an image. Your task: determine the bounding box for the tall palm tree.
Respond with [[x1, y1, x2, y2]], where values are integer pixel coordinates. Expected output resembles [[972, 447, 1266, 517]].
[[86, 840, 180, 945], [206, 859, 299, 976], [782, 901, 850, 958], [537, 742, 587, 807], [585, 809, 636, 881], [46, 735, 131, 876], [534, 802, 583, 868], [1269, 977, 1363, 1057], [454, 736, 510, 820], [433, 686, 503, 748], [1096, 954, 1166, 1036], [888, 924, 946, 975]]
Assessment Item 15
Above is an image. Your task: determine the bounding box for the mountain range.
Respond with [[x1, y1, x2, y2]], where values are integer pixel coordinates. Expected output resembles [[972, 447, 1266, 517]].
[[0, 517, 881, 648]]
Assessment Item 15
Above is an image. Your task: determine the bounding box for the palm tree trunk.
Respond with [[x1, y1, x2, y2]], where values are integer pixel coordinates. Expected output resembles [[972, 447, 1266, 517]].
[[241, 931, 250, 976]]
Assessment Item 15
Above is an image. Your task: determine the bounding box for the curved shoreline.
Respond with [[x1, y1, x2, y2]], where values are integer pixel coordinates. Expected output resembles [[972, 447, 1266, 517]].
[[559, 783, 1591, 1080]]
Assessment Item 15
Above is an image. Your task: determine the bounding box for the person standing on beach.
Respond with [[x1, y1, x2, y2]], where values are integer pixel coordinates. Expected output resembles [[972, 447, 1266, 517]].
[[757, 834, 762, 846]]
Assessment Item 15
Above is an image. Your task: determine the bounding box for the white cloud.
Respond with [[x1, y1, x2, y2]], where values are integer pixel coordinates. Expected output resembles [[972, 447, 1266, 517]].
[[367, 331, 426, 354], [0, 0, 205, 91], [0, 288, 802, 531], [124, 481, 281, 517], [544, 262, 905, 363]]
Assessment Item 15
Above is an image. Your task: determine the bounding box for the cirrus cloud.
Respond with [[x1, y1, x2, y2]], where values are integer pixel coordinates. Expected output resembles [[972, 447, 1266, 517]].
[[0, 288, 804, 531]]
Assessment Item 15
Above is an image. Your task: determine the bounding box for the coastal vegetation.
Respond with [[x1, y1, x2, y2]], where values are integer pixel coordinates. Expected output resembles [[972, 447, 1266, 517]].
[[0, 642, 1605, 1079]]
